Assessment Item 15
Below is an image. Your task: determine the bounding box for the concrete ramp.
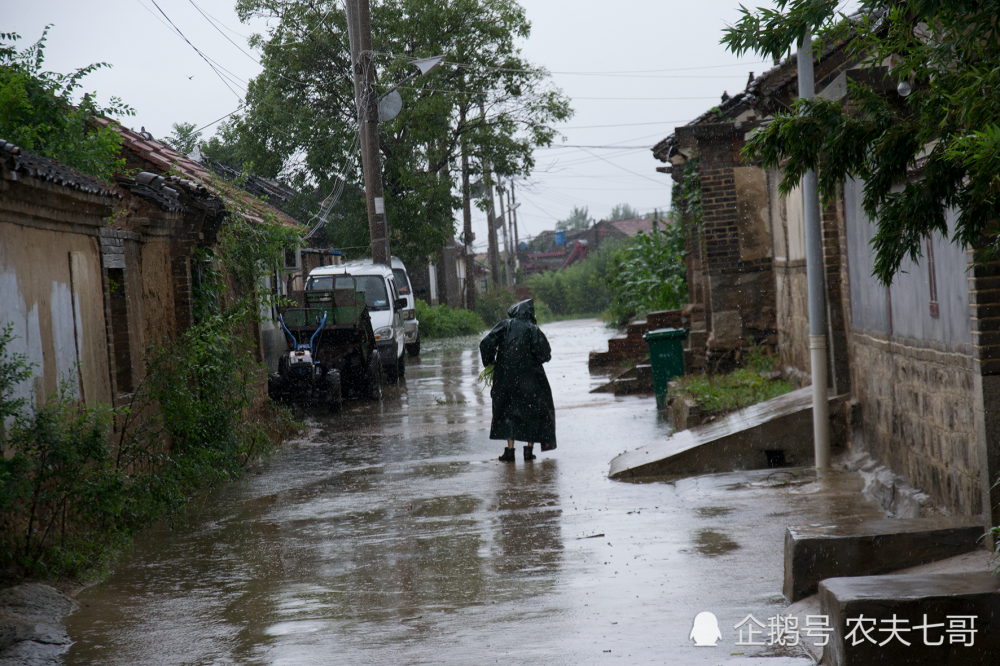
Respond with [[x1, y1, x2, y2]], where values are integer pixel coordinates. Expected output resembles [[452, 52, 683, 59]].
[[608, 387, 847, 479]]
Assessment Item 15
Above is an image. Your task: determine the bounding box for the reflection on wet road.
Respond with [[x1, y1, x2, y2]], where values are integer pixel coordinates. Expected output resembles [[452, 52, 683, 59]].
[[65, 319, 870, 664]]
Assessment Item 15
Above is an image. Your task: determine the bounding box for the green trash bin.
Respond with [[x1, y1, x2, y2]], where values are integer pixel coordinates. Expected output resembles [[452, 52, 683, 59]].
[[643, 327, 689, 410]]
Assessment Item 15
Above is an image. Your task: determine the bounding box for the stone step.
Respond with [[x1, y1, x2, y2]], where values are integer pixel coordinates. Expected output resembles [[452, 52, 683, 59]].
[[686, 328, 708, 349], [607, 337, 647, 355], [608, 387, 848, 479], [646, 309, 683, 329], [784, 517, 986, 602], [819, 571, 1000, 666], [626, 320, 650, 339]]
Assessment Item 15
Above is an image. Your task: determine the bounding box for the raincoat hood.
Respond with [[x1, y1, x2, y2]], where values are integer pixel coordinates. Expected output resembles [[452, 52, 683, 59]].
[[508, 299, 536, 322]]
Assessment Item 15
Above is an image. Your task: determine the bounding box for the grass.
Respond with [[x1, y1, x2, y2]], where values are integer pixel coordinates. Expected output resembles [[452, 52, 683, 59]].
[[415, 299, 485, 339], [668, 347, 796, 417]]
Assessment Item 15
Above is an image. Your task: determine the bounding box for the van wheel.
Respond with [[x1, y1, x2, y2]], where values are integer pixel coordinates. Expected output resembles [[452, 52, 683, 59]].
[[406, 336, 420, 357], [397, 351, 406, 379]]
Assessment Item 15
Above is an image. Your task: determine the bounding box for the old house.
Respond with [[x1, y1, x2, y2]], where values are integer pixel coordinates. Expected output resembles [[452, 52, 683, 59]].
[[1, 121, 308, 421], [652, 43, 1000, 527]]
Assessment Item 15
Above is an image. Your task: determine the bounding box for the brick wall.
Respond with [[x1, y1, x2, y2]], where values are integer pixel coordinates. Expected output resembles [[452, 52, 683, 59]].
[[850, 331, 980, 514], [694, 123, 776, 366]]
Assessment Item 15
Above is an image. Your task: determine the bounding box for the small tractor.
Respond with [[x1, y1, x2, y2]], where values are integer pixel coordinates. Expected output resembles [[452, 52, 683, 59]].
[[267, 275, 384, 410]]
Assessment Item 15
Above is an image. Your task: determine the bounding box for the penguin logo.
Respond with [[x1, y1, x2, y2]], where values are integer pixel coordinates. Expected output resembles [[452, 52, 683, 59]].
[[690, 611, 722, 646]]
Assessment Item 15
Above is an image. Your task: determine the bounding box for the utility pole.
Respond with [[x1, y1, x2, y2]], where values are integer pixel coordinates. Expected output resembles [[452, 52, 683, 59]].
[[478, 98, 501, 284], [509, 182, 520, 271], [345, 0, 389, 265], [798, 29, 831, 470], [460, 103, 476, 310], [497, 181, 513, 287]]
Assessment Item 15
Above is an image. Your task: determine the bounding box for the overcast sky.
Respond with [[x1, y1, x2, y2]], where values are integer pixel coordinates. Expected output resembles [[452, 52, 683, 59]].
[[7, 0, 776, 250]]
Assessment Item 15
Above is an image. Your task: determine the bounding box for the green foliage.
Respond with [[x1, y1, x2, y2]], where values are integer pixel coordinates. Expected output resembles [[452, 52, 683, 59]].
[[608, 203, 639, 221], [556, 205, 593, 231], [669, 348, 795, 418], [476, 285, 517, 328], [723, 0, 1000, 284], [162, 121, 201, 155], [216, 0, 571, 265], [602, 221, 687, 324], [415, 299, 485, 338], [0, 28, 134, 182], [527, 242, 619, 318]]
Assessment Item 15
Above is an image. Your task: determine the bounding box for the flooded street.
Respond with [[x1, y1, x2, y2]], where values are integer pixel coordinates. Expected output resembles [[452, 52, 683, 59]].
[[63, 319, 872, 665]]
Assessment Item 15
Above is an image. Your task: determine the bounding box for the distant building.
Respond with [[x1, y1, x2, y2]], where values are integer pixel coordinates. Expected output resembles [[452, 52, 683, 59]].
[[519, 217, 659, 274]]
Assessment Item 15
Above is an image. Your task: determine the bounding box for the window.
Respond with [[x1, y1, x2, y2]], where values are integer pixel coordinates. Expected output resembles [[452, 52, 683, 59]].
[[309, 276, 356, 291], [391, 268, 411, 295], [353, 275, 390, 310]]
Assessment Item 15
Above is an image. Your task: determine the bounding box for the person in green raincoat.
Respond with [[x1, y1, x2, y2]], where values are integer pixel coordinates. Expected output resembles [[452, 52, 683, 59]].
[[479, 299, 556, 462]]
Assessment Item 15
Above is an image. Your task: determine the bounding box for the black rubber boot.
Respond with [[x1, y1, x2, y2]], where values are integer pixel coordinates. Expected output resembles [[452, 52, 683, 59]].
[[499, 447, 516, 462], [523, 446, 536, 462]]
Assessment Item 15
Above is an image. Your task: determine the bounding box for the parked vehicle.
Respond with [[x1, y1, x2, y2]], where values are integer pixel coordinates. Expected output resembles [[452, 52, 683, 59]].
[[307, 262, 407, 383], [389, 257, 420, 357], [268, 274, 384, 410]]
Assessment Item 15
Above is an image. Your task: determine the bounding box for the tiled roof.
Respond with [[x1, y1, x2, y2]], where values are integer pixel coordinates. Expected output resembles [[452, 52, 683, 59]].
[[94, 118, 303, 228], [651, 38, 851, 163], [0, 139, 119, 198], [606, 217, 654, 237]]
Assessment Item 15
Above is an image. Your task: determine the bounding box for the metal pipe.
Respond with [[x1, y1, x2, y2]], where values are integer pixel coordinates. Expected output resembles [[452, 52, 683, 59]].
[[798, 29, 831, 469]]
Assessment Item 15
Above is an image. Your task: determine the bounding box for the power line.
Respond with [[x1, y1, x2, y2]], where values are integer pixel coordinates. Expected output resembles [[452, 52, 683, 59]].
[[144, 0, 244, 99]]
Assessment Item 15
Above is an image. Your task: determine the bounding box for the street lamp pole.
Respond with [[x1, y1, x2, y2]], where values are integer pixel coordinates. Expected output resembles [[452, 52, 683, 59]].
[[798, 29, 831, 470]]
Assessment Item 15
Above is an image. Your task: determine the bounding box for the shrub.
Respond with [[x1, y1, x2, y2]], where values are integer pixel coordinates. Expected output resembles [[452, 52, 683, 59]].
[[0, 314, 298, 581], [0, 28, 134, 182], [526, 240, 622, 318], [668, 347, 794, 418], [415, 299, 484, 338], [476, 285, 517, 328], [601, 222, 687, 324]]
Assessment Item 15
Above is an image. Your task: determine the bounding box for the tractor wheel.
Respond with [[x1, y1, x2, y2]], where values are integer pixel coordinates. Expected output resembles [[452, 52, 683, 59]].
[[327, 370, 343, 413], [366, 356, 384, 401]]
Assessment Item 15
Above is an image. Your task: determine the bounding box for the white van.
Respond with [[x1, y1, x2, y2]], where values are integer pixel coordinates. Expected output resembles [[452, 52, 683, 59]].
[[389, 257, 420, 356], [306, 262, 407, 383]]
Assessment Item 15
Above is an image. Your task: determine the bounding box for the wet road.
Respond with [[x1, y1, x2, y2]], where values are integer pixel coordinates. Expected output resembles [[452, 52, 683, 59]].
[[64, 319, 878, 665]]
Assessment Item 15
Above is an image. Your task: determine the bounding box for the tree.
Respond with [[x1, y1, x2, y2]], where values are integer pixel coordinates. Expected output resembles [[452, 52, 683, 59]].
[[608, 203, 639, 221], [216, 0, 571, 263], [556, 205, 592, 231], [162, 121, 202, 155], [0, 28, 133, 182], [722, 0, 1000, 284]]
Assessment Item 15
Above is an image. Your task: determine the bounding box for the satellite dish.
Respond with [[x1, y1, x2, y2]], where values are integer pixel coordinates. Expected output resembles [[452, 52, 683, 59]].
[[378, 90, 403, 122]]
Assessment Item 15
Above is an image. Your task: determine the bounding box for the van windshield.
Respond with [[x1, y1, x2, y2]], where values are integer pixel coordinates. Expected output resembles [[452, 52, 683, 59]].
[[354, 275, 390, 310], [391, 268, 411, 295], [308, 276, 356, 291]]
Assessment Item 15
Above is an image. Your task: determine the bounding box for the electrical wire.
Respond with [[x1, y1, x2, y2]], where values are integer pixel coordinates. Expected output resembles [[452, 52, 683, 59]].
[[140, 0, 242, 99]]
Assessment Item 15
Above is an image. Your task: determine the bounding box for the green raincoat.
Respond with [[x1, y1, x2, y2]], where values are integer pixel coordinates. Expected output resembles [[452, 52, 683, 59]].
[[479, 300, 556, 450]]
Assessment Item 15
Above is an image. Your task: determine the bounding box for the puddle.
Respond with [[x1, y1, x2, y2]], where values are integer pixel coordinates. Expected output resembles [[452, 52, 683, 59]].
[[692, 529, 740, 557]]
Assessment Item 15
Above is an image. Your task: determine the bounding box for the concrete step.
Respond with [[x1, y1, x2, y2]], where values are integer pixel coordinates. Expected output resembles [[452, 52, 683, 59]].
[[819, 571, 1000, 665], [784, 517, 986, 602], [608, 387, 847, 479], [613, 377, 643, 395]]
